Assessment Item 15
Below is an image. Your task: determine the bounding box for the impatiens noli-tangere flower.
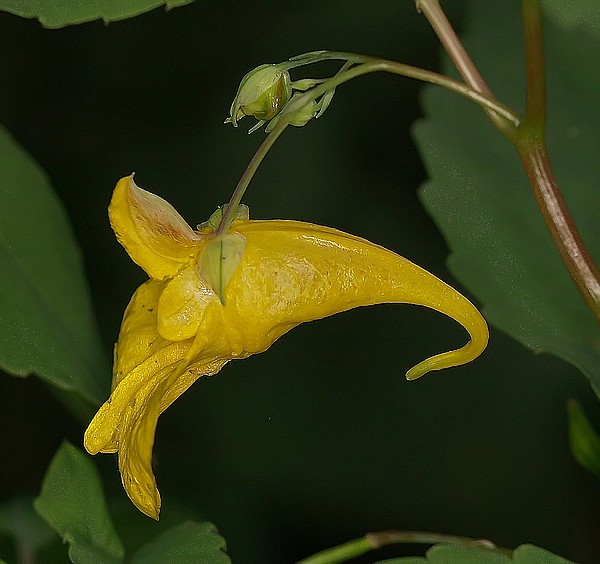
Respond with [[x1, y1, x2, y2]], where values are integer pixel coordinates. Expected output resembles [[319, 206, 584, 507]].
[[83, 175, 489, 519]]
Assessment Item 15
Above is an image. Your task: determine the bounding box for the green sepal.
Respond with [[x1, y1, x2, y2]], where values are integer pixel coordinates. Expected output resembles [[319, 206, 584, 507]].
[[198, 233, 247, 305], [291, 78, 325, 91], [197, 204, 249, 233]]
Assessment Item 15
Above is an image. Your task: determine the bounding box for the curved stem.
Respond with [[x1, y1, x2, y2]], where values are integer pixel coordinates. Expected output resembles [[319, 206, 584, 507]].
[[295, 530, 503, 564], [417, 0, 491, 96], [282, 50, 370, 69], [280, 51, 518, 126], [215, 122, 287, 236], [216, 56, 520, 236], [416, 0, 514, 139]]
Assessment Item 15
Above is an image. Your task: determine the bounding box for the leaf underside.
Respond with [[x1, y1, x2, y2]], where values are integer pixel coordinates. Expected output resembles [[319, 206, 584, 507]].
[[0, 0, 193, 28]]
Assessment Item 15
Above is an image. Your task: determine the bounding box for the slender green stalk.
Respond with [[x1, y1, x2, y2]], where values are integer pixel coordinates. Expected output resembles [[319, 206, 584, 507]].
[[280, 51, 519, 125], [214, 122, 287, 237], [282, 50, 369, 70], [216, 55, 520, 236], [295, 530, 501, 564]]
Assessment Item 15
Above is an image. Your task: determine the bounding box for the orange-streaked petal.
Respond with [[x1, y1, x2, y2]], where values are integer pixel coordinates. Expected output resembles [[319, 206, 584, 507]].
[[109, 176, 204, 279]]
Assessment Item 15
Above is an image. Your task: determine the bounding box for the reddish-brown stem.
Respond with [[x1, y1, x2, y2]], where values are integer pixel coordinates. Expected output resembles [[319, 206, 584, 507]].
[[418, 0, 600, 323], [518, 0, 600, 323], [521, 0, 546, 131], [517, 143, 600, 321]]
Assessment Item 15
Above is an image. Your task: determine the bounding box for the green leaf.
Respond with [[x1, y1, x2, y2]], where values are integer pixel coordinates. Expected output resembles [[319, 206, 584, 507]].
[[567, 399, 600, 479], [0, 126, 107, 405], [378, 544, 573, 564], [0, 496, 55, 560], [412, 3, 600, 391], [541, 0, 600, 37], [34, 442, 124, 563], [0, 0, 193, 28], [512, 544, 575, 564], [375, 559, 427, 563], [108, 496, 203, 556], [426, 544, 511, 564], [129, 521, 230, 564], [199, 204, 250, 232]]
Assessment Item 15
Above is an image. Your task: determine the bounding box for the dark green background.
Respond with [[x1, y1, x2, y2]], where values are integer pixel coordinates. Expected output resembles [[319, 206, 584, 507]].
[[1, 1, 599, 562]]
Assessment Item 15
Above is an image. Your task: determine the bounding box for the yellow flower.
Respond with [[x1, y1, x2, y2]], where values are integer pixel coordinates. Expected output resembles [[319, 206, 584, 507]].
[[84, 175, 489, 519]]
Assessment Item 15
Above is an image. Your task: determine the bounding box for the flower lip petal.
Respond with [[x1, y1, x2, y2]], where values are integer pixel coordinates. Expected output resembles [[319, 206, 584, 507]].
[[157, 266, 218, 341], [109, 175, 204, 279]]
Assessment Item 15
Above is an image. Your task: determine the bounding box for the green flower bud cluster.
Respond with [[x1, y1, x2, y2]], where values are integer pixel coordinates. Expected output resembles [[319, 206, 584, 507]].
[[226, 56, 347, 134]]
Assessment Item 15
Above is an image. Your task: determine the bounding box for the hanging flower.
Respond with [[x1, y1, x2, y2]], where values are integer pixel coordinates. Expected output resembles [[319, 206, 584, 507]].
[[84, 175, 489, 519]]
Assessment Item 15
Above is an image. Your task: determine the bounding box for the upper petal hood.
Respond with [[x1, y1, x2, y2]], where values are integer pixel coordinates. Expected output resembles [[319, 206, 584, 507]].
[[109, 176, 204, 279]]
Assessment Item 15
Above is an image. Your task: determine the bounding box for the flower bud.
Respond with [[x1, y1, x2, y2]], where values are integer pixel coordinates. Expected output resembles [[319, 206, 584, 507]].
[[264, 95, 320, 133], [288, 96, 318, 127], [228, 64, 292, 127]]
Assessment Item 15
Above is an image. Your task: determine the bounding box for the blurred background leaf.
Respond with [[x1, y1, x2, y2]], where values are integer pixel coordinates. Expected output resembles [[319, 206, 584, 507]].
[[418, 544, 510, 564], [413, 3, 600, 392], [567, 399, 600, 481], [377, 543, 573, 563], [0, 496, 55, 563], [541, 0, 600, 37], [34, 442, 124, 563], [0, 0, 193, 28], [512, 544, 576, 564], [108, 497, 200, 556], [1, 1, 599, 563], [129, 521, 230, 564], [379, 559, 427, 564], [0, 126, 108, 405]]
